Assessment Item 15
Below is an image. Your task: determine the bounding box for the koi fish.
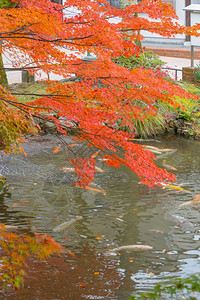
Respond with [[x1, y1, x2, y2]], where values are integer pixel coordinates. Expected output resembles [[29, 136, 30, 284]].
[[142, 145, 176, 153], [58, 166, 104, 173], [58, 167, 75, 172], [192, 194, 200, 205], [162, 160, 178, 171], [112, 245, 153, 252], [141, 145, 162, 154], [95, 166, 104, 173], [149, 229, 171, 238], [157, 149, 177, 159], [53, 216, 82, 232], [97, 158, 108, 162], [159, 148, 176, 153], [171, 215, 195, 231], [148, 149, 162, 154], [85, 186, 106, 196], [179, 194, 200, 208], [160, 183, 192, 193]]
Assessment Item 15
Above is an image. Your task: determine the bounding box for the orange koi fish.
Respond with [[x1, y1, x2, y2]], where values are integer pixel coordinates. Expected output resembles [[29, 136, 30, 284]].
[[162, 160, 178, 171]]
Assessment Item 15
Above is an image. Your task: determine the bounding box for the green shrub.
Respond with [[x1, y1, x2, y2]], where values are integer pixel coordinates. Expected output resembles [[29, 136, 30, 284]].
[[113, 50, 164, 70]]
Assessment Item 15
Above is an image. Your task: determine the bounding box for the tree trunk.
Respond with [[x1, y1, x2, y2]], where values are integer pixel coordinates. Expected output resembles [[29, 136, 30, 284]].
[[0, 45, 8, 87], [0, 1, 18, 86]]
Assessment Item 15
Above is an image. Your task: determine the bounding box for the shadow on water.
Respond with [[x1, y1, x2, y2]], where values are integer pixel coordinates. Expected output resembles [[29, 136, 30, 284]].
[[0, 135, 200, 299]]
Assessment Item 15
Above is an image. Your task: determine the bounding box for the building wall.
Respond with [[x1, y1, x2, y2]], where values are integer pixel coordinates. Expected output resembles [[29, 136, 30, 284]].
[[141, 0, 186, 43]]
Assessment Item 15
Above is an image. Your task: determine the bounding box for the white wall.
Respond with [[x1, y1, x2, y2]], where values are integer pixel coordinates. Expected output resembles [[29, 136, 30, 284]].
[[142, 0, 186, 43]]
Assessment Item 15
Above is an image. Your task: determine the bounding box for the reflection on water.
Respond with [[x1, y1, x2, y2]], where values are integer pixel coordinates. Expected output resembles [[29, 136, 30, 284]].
[[0, 135, 200, 299]]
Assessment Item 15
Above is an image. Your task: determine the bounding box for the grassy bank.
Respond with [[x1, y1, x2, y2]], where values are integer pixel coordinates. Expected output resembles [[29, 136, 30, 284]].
[[8, 79, 200, 139]]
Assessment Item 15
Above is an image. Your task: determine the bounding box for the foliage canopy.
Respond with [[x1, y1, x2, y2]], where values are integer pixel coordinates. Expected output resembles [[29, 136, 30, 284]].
[[0, 0, 200, 187]]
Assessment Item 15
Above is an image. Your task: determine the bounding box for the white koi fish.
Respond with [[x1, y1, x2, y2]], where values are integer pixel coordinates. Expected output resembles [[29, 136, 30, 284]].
[[112, 245, 153, 252], [53, 216, 82, 232]]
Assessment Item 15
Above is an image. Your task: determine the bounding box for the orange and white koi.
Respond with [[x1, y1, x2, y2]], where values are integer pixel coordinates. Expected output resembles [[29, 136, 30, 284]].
[[95, 166, 104, 173], [85, 186, 106, 196]]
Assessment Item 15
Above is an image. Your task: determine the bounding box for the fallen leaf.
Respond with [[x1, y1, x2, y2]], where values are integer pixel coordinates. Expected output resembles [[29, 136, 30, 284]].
[[118, 216, 123, 218], [91, 151, 100, 158], [178, 239, 183, 242], [79, 283, 85, 288], [52, 146, 60, 154], [3, 207, 7, 210], [149, 272, 154, 275], [67, 250, 75, 257], [95, 235, 105, 239], [162, 249, 166, 253], [22, 201, 28, 204], [94, 272, 99, 275], [129, 260, 133, 262], [174, 225, 180, 228], [12, 203, 19, 206], [67, 144, 77, 147]]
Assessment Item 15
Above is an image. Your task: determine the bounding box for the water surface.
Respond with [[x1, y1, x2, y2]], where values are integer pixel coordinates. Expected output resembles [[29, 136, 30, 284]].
[[0, 135, 200, 299]]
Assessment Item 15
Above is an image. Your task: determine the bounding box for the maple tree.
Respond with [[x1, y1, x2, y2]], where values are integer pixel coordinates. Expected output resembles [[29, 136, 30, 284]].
[[0, 224, 64, 289], [0, 0, 200, 187]]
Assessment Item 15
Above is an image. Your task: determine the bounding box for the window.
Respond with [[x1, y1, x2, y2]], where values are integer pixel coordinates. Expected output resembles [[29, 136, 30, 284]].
[[162, 0, 175, 7], [51, 0, 62, 4], [105, 0, 120, 8]]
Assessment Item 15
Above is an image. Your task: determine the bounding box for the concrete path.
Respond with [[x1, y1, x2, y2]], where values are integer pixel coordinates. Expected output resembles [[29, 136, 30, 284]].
[[160, 56, 199, 81]]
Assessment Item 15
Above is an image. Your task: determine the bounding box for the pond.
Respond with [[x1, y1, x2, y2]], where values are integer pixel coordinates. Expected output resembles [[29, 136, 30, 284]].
[[0, 134, 200, 299]]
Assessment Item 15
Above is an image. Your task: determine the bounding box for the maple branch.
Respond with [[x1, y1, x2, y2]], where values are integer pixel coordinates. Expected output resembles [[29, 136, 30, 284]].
[[1, 34, 94, 43], [0, 24, 36, 37], [0, 97, 48, 110], [10, 92, 72, 98]]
